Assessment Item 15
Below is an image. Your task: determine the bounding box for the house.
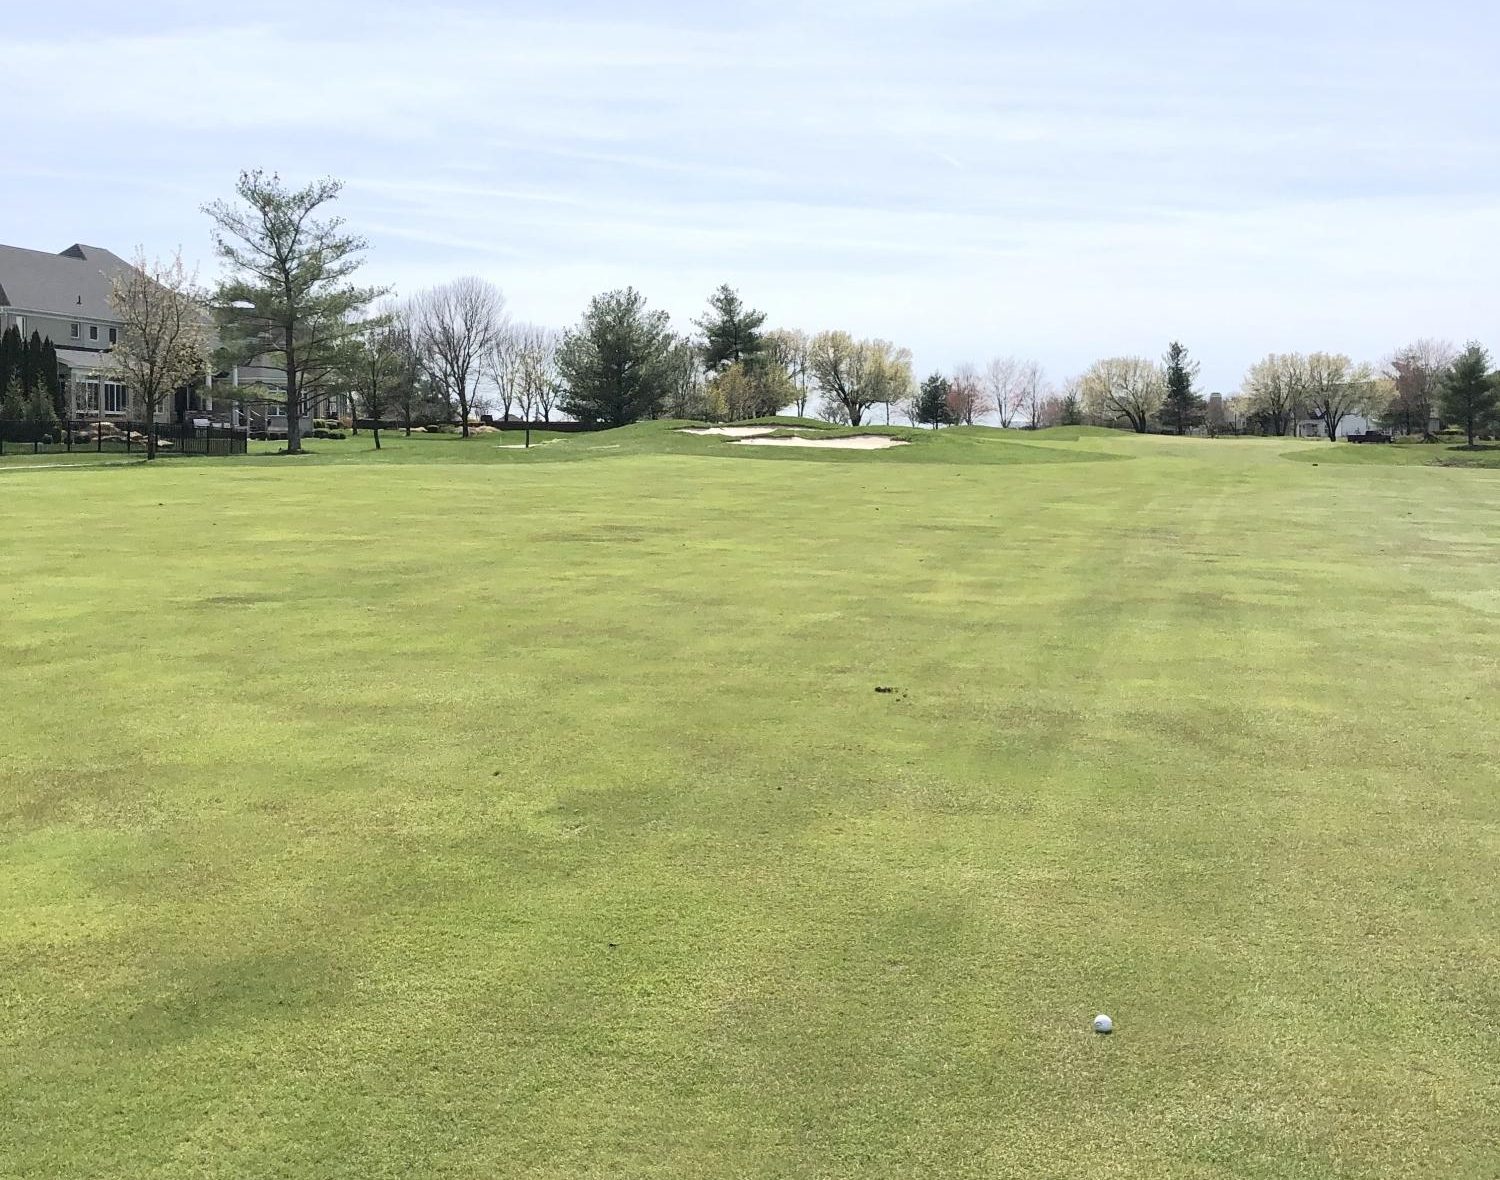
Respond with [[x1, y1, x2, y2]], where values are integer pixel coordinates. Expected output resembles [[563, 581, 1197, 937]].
[[0, 243, 135, 416], [0, 241, 349, 429], [1294, 410, 1379, 440]]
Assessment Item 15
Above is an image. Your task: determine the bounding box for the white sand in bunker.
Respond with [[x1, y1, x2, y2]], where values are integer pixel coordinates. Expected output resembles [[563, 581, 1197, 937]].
[[678, 426, 780, 437], [732, 434, 910, 450]]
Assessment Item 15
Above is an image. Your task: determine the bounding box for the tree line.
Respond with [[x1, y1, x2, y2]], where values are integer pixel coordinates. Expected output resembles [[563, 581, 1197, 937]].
[[91, 170, 1500, 458]]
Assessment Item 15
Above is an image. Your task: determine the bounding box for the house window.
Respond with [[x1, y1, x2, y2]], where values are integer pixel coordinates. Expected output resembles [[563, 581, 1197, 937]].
[[79, 380, 100, 413], [103, 383, 127, 414], [108, 328, 117, 345], [89, 325, 99, 341], [70, 323, 80, 339]]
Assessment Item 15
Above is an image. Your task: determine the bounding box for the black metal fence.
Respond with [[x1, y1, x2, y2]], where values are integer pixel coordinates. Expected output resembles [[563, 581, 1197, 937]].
[[0, 419, 249, 457]]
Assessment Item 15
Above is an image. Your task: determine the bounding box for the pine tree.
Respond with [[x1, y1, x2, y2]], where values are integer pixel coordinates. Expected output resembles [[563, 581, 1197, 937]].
[[1059, 392, 1083, 425], [913, 372, 954, 429], [556, 288, 676, 427], [1158, 341, 1205, 435], [695, 284, 767, 374], [204, 170, 384, 454], [1439, 343, 1498, 448]]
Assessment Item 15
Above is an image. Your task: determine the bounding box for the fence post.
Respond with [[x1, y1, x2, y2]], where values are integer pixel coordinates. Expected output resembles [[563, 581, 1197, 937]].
[[97, 420, 102, 452]]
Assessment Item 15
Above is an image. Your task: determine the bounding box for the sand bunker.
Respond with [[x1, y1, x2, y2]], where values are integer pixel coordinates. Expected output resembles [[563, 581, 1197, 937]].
[[733, 435, 910, 450], [679, 426, 779, 438]]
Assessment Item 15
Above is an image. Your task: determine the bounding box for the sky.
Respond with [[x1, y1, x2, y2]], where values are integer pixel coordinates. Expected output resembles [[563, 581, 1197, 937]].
[[6, 0, 1498, 392]]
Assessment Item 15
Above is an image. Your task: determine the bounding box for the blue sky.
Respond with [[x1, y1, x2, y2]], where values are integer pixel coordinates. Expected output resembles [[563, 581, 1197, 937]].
[[7, 0, 1497, 391]]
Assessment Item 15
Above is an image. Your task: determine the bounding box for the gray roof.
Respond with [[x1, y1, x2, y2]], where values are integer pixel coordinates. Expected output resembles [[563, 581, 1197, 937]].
[[0, 243, 135, 321]]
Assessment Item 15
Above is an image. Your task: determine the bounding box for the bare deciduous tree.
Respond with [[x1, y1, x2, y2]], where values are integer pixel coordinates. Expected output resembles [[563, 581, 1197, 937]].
[[661, 338, 708, 419], [512, 323, 561, 441], [1303, 352, 1377, 440], [1384, 339, 1456, 436], [1079, 356, 1164, 433], [414, 277, 507, 438], [488, 329, 521, 423], [342, 311, 406, 450], [385, 302, 428, 436], [107, 250, 209, 460], [1020, 362, 1049, 429], [983, 357, 1040, 428], [765, 328, 813, 417], [946, 363, 990, 425], [1242, 353, 1307, 436]]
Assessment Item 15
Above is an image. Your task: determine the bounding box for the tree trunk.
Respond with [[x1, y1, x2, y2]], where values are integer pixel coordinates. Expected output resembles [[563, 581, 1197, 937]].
[[373, 426, 381, 450], [284, 327, 302, 455]]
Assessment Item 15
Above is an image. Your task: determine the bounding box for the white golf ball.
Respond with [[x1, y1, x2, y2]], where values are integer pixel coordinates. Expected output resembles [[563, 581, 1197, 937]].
[[1092, 1014, 1114, 1035]]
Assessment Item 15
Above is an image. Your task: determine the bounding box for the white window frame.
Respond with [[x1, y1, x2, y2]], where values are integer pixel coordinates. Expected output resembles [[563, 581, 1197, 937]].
[[70, 322, 80, 339], [103, 382, 128, 414], [108, 327, 118, 345], [78, 380, 100, 413]]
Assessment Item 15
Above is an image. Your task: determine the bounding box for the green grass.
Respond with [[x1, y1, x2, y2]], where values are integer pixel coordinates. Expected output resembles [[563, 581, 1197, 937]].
[[2, 423, 1497, 1178], [1281, 439, 1500, 468]]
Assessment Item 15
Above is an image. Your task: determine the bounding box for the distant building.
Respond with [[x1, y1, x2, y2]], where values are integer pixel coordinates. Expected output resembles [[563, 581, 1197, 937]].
[[0, 241, 348, 429], [1294, 410, 1378, 440]]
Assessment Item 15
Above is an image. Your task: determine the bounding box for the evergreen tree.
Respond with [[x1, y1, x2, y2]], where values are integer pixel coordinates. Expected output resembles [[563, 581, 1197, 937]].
[[26, 377, 58, 432], [1059, 391, 1083, 425], [20, 330, 45, 399], [40, 338, 64, 419], [0, 325, 21, 402], [204, 170, 383, 454], [1, 375, 26, 421], [1158, 341, 1205, 435], [1439, 343, 1498, 448], [695, 284, 767, 374], [557, 288, 676, 427], [913, 372, 954, 429]]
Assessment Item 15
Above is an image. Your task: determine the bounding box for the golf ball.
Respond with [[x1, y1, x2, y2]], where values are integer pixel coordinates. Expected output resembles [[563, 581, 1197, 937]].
[[1092, 1014, 1114, 1035]]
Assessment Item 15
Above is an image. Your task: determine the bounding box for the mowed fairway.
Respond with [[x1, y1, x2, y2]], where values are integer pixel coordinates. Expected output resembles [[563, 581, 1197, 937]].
[[1, 426, 1497, 1178]]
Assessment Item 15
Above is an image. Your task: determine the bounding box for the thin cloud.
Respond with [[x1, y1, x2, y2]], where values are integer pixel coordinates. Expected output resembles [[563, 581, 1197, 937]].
[[6, 0, 1498, 390]]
